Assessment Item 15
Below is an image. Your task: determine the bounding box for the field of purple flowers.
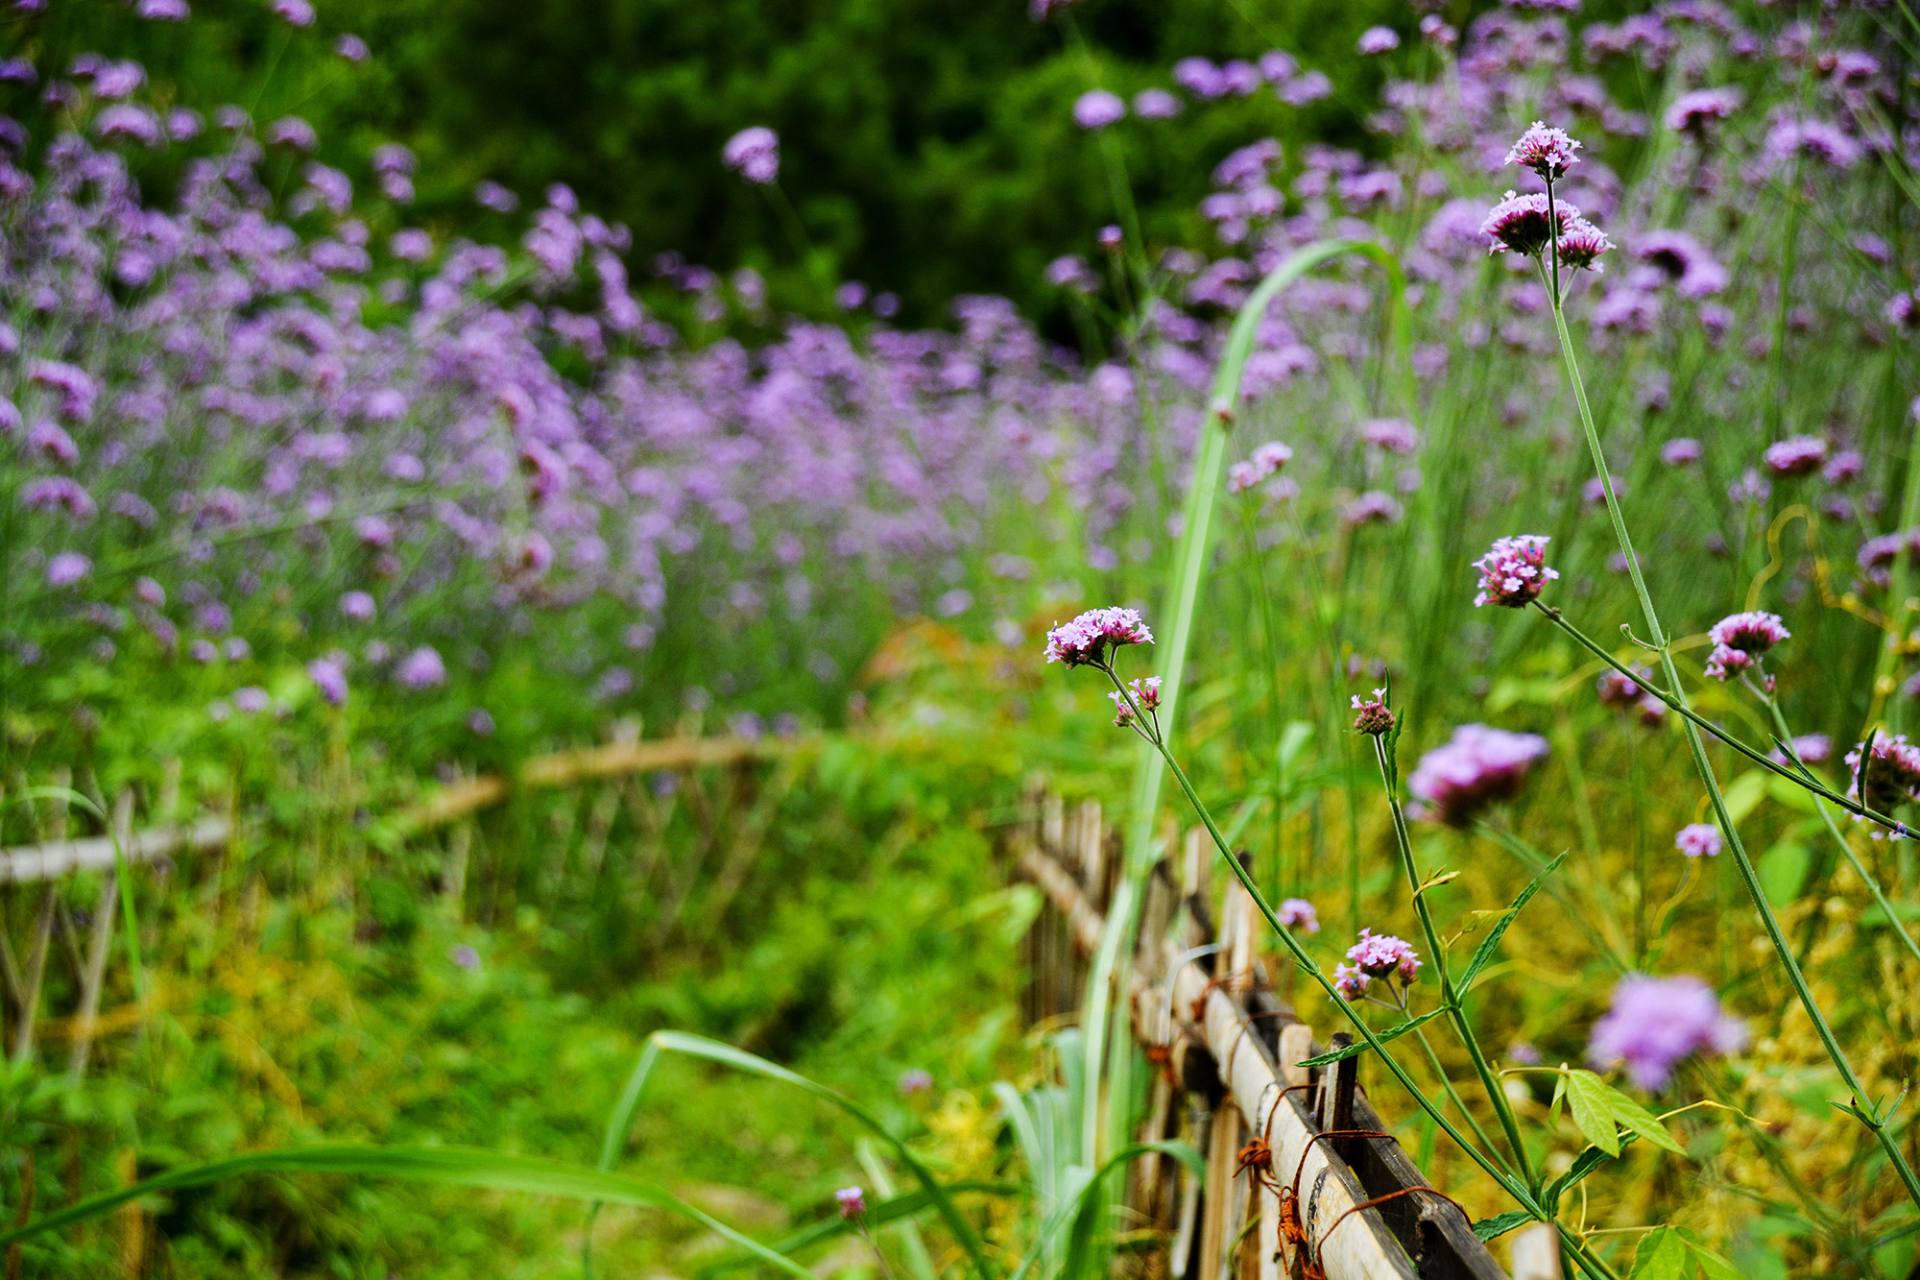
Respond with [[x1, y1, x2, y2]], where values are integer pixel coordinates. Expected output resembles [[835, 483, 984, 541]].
[[5, 0, 1920, 1276]]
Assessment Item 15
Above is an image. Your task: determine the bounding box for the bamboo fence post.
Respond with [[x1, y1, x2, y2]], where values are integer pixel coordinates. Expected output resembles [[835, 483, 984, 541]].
[[1510, 1223, 1563, 1280], [67, 792, 133, 1077]]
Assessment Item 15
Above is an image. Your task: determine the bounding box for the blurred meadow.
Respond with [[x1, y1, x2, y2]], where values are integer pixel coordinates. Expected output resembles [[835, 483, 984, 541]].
[[3, 0, 1920, 1276]]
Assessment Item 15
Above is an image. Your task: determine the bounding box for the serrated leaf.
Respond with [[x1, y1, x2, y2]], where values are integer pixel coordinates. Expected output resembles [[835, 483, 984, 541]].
[[1471, 1209, 1534, 1242], [1296, 1007, 1448, 1067], [1458, 849, 1568, 995], [1629, 1226, 1690, 1280], [1566, 1070, 1621, 1157]]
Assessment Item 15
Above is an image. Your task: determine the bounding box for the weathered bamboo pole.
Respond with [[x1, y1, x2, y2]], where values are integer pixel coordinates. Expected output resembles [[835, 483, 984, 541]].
[[1014, 793, 1509, 1280]]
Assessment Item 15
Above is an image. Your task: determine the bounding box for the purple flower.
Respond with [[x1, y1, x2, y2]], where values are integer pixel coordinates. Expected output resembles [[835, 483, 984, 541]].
[[1773, 734, 1831, 767], [1408, 725, 1550, 825], [1665, 87, 1741, 135], [1043, 607, 1152, 667], [271, 0, 314, 26], [308, 655, 349, 707], [1472, 535, 1557, 608], [1555, 219, 1614, 273], [1277, 898, 1320, 933], [898, 1069, 933, 1096], [1351, 688, 1394, 736], [232, 686, 271, 715], [1481, 191, 1580, 259], [1505, 122, 1582, 181], [1763, 436, 1827, 477], [136, 0, 189, 19], [395, 646, 448, 690], [1346, 929, 1421, 984], [1846, 735, 1920, 815], [1108, 676, 1161, 728], [1343, 491, 1403, 526], [1589, 975, 1746, 1091], [1359, 419, 1418, 454], [1661, 438, 1703, 466], [339, 591, 376, 622], [334, 34, 371, 63], [1333, 963, 1369, 1000], [46, 551, 92, 587], [1073, 90, 1127, 131], [1674, 823, 1721, 858], [1634, 232, 1728, 298], [1707, 611, 1789, 663], [1357, 26, 1400, 55], [835, 1186, 866, 1221], [1133, 88, 1181, 120], [452, 945, 481, 970], [722, 127, 780, 184]]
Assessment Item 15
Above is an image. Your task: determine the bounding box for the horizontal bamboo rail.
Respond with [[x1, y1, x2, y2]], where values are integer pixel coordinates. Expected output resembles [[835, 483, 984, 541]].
[[0, 818, 229, 885], [1012, 787, 1516, 1280]]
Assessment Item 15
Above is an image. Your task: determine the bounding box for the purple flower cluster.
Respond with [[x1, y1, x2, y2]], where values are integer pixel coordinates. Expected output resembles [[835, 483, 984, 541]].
[[1408, 725, 1550, 825], [1226, 441, 1293, 493], [1472, 535, 1557, 608], [721, 127, 780, 184], [1588, 975, 1746, 1091], [1044, 607, 1153, 667], [1703, 611, 1789, 683], [1334, 928, 1420, 998], [1846, 735, 1920, 816], [1673, 823, 1721, 859], [1277, 897, 1320, 932]]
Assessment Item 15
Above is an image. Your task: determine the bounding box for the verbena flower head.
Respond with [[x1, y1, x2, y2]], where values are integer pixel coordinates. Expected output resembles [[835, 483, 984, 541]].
[[1763, 436, 1827, 477], [1665, 87, 1741, 135], [1555, 218, 1614, 273], [1351, 688, 1394, 735], [1333, 963, 1369, 999], [1773, 734, 1831, 767], [1675, 823, 1721, 858], [1481, 191, 1577, 258], [1278, 898, 1320, 933], [1472, 534, 1557, 608], [1704, 611, 1788, 683], [1408, 724, 1550, 825], [835, 1186, 867, 1220], [1347, 928, 1420, 983], [1073, 89, 1126, 130], [1108, 676, 1161, 727], [1227, 441, 1292, 494], [1357, 26, 1400, 55], [1846, 735, 1920, 815], [1505, 121, 1582, 181], [722, 126, 780, 184], [898, 1068, 933, 1095], [1044, 606, 1153, 667], [1589, 974, 1746, 1091], [1661, 438, 1703, 466]]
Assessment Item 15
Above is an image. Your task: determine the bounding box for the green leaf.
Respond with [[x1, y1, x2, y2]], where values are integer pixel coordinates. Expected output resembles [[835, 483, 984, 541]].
[[1566, 1069, 1621, 1157], [1629, 1226, 1691, 1280], [1296, 1007, 1448, 1067], [1688, 1240, 1744, 1280], [1472, 1209, 1535, 1242], [1721, 771, 1771, 824], [0, 1144, 811, 1275], [1606, 1088, 1687, 1157], [1758, 841, 1812, 906], [1458, 849, 1568, 994]]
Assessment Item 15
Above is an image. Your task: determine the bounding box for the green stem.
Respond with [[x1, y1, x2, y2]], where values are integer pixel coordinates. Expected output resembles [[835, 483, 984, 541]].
[[1759, 692, 1920, 969], [1374, 736, 1538, 1191], [1530, 604, 1912, 839], [1543, 251, 1920, 1214]]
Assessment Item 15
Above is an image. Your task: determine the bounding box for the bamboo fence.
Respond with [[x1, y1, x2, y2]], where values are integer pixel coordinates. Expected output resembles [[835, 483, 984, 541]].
[[1013, 785, 1557, 1280]]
